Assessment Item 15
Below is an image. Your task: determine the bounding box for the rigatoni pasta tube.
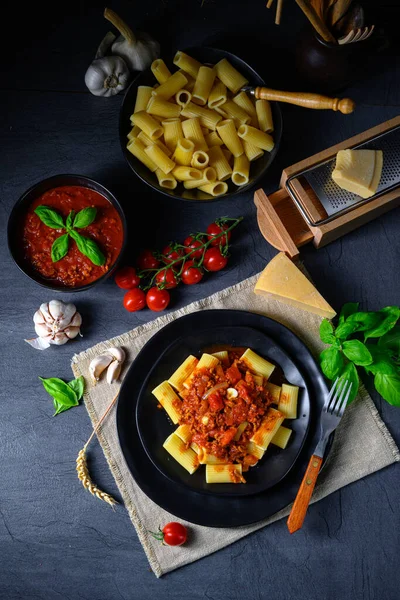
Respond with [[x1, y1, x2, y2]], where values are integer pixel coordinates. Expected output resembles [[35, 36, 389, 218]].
[[137, 131, 172, 156], [204, 131, 224, 147], [126, 138, 157, 172], [151, 59, 171, 84], [152, 381, 181, 424], [131, 111, 164, 141], [127, 125, 141, 140], [174, 424, 192, 444], [243, 139, 264, 162], [222, 100, 252, 125], [175, 89, 192, 108], [133, 86, 153, 113], [278, 384, 298, 419], [232, 154, 250, 186], [162, 118, 183, 152], [168, 355, 199, 392], [144, 144, 175, 174], [241, 348, 275, 379], [214, 58, 249, 94], [216, 119, 244, 158], [182, 117, 208, 152], [183, 167, 216, 189], [271, 426, 292, 449], [198, 181, 228, 197], [207, 145, 232, 181], [181, 102, 222, 130], [191, 150, 209, 169], [205, 464, 244, 483], [155, 168, 177, 190], [146, 96, 181, 119], [265, 381, 281, 404], [238, 124, 275, 152], [172, 166, 202, 181], [163, 433, 199, 474], [250, 408, 285, 450], [256, 99, 274, 133], [172, 138, 195, 166], [192, 66, 216, 106], [173, 51, 202, 79], [221, 148, 233, 164], [233, 91, 258, 126], [208, 81, 227, 109], [152, 71, 188, 100]]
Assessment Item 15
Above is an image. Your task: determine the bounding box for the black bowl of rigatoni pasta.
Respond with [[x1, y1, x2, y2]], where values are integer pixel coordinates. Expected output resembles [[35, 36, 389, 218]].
[[119, 46, 282, 202]]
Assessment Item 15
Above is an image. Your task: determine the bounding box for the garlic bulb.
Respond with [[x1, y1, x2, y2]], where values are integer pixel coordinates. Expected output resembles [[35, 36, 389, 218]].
[[89, 347, 126, 384], [85, 31, 130, 97], [104, 8, 160, 72], [25, 300, 82, 350]]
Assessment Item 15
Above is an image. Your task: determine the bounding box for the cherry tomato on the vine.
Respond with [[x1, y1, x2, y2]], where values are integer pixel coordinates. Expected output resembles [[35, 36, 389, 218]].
[[148, 522, 187, 546], [123, 288, 146, 312], [136, 249, 160, 271], [162, 244, 185, 266], [207, 222, 231, 247], [155, 268, 179, 289], [181, 261, 203, 285], [114, 266, 140, 290], [203, 247, 228, 271], [146, 287, 170, 311], [183, 235, 205, 260]]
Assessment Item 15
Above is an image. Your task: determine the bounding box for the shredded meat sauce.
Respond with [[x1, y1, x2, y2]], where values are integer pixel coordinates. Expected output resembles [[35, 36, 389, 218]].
[[176, 350, 276, 481]]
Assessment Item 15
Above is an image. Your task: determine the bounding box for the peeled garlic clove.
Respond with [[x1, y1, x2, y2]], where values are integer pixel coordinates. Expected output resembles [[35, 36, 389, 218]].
[[89, 354, 113, 382], [106, 360, 122, 384], [48, 300, 77, 330], [106, 347, 126, 363]]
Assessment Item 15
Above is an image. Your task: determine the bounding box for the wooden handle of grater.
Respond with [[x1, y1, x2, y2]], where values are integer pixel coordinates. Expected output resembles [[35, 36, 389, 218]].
[[253, 88, 355, 114]]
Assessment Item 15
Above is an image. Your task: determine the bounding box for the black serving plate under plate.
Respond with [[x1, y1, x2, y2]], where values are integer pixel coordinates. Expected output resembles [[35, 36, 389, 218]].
[[136, 325, 310, 496], [117, 310, 329, 527]]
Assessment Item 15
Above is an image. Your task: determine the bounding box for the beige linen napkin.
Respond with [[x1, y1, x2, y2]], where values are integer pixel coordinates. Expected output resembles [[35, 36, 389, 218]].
[[71, 272, 400, 577]]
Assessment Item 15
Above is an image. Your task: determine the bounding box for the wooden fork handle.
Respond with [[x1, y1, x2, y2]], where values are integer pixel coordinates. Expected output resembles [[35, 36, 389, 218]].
[[287, 454, 323, 534], [253, 87, 355, 114]]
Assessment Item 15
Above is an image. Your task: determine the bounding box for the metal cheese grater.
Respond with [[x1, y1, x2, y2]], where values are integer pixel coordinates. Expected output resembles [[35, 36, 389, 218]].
[[285, 124, 400, 225]]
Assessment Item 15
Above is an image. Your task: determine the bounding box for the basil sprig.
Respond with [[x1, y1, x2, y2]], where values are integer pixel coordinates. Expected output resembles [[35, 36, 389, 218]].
[[39, 375, 85, 416], [34, 205, 105, 266], [319, 303, 400, 406]]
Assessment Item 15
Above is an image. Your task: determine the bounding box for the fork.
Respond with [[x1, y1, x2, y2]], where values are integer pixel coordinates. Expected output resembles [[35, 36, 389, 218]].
[[287, 378, 352, 534]]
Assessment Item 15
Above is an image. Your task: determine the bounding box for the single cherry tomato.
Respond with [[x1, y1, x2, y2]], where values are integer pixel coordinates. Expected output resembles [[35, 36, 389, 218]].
[[207, 222, 231, 247], [146, 287, 170, 312], [148, 522, 187, 546], [155, 268, 179, 289], [123, 288, 146, 312], [183, 235, 205, 259], [136, 249, 160, 271], [162, 244, 185, 266], [203, 247, 228, 271], [114, 266, 140, 289], [181, 261, 203, 285]]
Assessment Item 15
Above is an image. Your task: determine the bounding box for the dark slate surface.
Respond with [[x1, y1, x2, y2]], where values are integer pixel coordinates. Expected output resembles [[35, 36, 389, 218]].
[[1, 1, 400, 597]]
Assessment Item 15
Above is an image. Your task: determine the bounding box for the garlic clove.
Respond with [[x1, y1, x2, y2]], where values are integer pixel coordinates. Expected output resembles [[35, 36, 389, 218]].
[[106, 347, 126, 363], [63, 326, 81, 340], [35, 322, 52, 338], [69, 313, 82, 327], [33, 309, 46, 325], [106, 360, 122, 384], [89, 354, 113, 382], [39, 302, 53, 324], [226, 388, 239, 400], [48, 300, 77, 330], [49, 333, 70, 346]]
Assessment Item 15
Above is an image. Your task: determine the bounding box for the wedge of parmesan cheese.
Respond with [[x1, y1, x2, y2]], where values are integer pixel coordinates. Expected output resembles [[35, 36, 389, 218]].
[[331, 149, 383, 199], [254, 253, 336, 320]]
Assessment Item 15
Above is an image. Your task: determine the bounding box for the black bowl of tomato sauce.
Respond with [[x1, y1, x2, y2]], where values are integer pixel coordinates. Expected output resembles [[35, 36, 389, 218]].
[[7, 174, 127, 292]]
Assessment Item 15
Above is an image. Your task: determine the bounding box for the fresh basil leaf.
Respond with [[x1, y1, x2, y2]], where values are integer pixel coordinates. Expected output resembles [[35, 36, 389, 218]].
[[53, 399, 75, 416], [320, 347, 344, 380], [69, 230, 106, 266], [364, 347, 398, 376], [320, 319, 336, 344], [342, 340, 373, 366], [51, 233, 69, 263], [337, 362, 359, 404], [378, 325, 400, 362], [34, 205, 65, 229], [66, 210, 75, 230], [335, 321, 358, 340], [374, 372, 400, 406], [346, 311, 383, 332], [67, 376, 85, 401], [339, 302, 359, 325], [73, 207, 97, 229], [39, 377, 79, 414], [364, 306, 400, 340]]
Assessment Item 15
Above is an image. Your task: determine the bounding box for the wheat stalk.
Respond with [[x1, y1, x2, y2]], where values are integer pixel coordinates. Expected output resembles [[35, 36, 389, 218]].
[[76, 392, 119, 507]]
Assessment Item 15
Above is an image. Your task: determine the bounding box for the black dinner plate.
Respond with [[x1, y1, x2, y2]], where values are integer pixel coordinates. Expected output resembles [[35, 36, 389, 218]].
[[117, 310, 329, 527], [136, 325, 311, 496]]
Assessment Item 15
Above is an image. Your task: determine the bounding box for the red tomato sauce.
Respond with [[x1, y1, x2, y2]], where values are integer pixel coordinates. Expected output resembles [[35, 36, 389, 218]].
[[22, 186, 124, 287]]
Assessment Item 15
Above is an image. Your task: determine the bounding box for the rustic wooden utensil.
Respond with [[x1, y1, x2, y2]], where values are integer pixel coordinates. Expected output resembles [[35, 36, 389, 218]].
[[242, 85, 355, 114], [334, 3, 364, 35], [329, 0, 353, 26], [295, 0, 337, 43]]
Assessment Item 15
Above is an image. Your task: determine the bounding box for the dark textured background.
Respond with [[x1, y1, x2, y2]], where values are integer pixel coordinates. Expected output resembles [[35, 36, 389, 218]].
[[1, 0, 400, 597]]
